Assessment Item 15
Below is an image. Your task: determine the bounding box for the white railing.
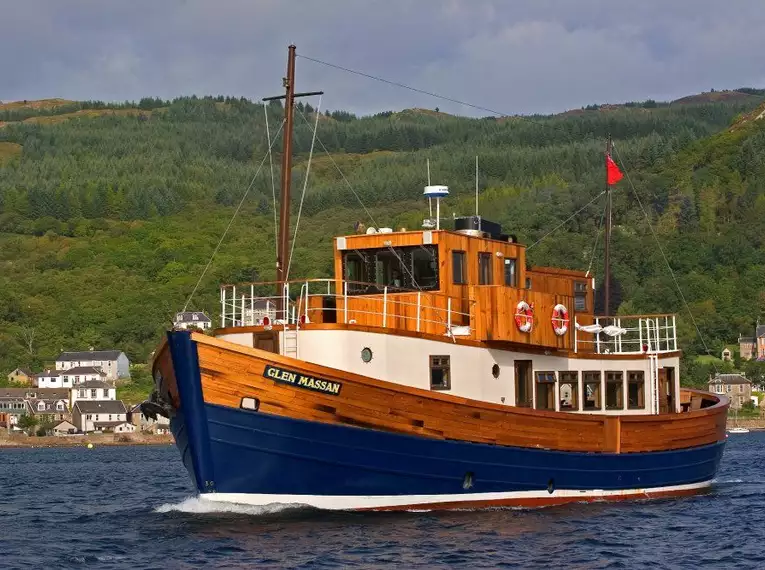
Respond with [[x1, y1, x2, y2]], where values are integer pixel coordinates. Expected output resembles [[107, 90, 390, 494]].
[[220, 279, 472, 338], [574, 314, 678, 355]]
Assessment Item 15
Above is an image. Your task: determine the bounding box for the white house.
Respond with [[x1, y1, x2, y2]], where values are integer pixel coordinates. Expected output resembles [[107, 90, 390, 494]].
[[174, 311, 212, 330], [70, 380, 116, 406], [62, 366, 107, 386], [56, 350, 130, 380], [35, 369, 66, 389], [72, 400, 129, 433], [52, 420, 77, 436], [128, 403, 170, 434]]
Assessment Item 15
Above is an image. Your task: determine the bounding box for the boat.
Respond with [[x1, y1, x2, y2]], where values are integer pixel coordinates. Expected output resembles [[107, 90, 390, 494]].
[[728, 409, 750, 434], [143, 45, 729, 511]]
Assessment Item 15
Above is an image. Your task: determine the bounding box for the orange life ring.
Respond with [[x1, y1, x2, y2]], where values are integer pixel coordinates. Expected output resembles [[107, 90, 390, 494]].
[[515, 300, 534, 333], [552, 303, 569, 336]]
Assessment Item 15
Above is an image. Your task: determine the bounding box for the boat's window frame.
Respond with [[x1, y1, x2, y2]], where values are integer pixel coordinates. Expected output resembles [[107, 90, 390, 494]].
[[504, 257, 517, 287], [478, 252, 493, 285], [534, 371, 556, 411], [452, 250, 467, 285], [430, 355, 451, 391], [558, 371, 579, 411], [583, 371, 602, 410], [605, 371, 624, 410], [627, 370, 645, 410], [342, 246, 439, 294], [574, 280, 587, 311]]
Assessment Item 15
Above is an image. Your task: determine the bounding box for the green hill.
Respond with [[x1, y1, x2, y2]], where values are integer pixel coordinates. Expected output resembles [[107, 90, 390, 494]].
[[1, 92, 765, 386]]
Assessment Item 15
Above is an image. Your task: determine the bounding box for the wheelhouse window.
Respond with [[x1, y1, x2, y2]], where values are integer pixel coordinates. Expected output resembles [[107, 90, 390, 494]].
[[583, 371, 602, 410], [430, 356, 451, 391], [342, 246, 439, 294], [559, 371, 579, 411], [452, 251, 466, 284], [606, 371, 624, 410], [478, 252, 492, 285], [504, 258, 517, 287], [574, 281, 587, 311], [535, 371, 556, 410], [628, 371, 645, 409]]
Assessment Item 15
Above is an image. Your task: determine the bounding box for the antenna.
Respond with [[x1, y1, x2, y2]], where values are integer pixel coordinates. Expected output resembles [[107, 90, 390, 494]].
[[426, 158, 432, 218], [424, 185, 449, 230], [475, 155, 479, 217]]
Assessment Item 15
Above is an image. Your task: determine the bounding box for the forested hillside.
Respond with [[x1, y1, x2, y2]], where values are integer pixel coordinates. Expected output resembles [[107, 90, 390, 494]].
[[1, 91, 765, 385]]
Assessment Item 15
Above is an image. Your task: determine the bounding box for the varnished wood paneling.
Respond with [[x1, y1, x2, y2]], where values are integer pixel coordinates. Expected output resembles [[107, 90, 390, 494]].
[[190, 333, 727, 454]]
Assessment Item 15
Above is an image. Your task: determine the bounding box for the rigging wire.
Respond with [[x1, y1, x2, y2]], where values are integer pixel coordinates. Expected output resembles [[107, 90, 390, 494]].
[[296, 53, 564, 132], [526, 191, 606, 250], [286, 95, 323, 280], [182, 119, 286, 313], [611, 143, 718, 369], [295, 107, 380, 229], [586, 196, 609, 278], [264, 105, 280, 259]]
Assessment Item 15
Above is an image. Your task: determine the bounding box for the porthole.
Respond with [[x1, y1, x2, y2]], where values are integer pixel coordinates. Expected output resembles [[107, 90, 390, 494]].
[[361, 347, 373, 363], [492, 364, 500, 378]]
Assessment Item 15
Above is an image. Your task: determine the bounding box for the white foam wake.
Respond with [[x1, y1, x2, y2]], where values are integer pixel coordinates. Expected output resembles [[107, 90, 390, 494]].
[[154, 496, 304, 516]]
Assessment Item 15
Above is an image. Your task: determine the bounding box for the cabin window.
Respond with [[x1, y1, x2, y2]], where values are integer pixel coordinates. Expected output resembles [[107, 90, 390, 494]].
[[574, 281, 587, 311], [606, 372, 624, 410], [479, 252, 493, 285], [411, 247, 439, 289], [342, 246, 439, 294], [559, 371, 579, 411], [430, 355, 451, 391], [504, 258, 517, 287], [535, 371, 556, 410], [583, 371, 602, 410], [452, 251, 466, 284], [628, 371, 645, 409]]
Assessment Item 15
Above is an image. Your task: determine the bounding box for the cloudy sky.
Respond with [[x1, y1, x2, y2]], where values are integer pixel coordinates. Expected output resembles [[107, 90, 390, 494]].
[[2, 0, 765, 116]]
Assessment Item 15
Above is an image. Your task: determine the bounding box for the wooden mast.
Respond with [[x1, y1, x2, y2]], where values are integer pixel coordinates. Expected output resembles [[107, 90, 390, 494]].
[[263, 45, 322, 315], [604, 135, 612, 317]]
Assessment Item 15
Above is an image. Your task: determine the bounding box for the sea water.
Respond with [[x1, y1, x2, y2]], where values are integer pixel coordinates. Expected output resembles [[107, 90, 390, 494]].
[[1, 434, 763, 569]]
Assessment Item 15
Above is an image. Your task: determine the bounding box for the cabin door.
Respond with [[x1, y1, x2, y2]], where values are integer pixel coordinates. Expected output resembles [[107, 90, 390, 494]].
[[515, 360, 533, 407], [658, 368, 669, 414], [665, 367, 677, 413], [253, 331, 278, 354]]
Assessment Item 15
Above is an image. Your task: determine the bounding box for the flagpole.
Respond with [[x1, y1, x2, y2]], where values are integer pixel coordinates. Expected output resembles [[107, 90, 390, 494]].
[[604, 135, 612, 318]]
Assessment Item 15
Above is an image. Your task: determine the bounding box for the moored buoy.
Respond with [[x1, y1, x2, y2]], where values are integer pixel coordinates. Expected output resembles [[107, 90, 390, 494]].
[[87, 443, 94, 449]]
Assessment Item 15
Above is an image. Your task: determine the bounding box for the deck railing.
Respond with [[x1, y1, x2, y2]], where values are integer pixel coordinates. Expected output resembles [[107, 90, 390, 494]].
[[574, 314, 678, 355], [220, 279, 473, 338]]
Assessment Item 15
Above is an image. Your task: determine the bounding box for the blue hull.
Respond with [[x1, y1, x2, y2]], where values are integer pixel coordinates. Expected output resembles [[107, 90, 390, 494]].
[[165, 331, 725, 509]]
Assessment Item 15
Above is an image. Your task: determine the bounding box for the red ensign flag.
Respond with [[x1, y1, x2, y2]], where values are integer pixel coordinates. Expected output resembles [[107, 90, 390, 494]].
[[606, 155, 623, 185]]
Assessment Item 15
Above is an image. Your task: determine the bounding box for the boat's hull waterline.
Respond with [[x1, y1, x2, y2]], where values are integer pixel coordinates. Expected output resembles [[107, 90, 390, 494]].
[[155, 331, 727, 511]]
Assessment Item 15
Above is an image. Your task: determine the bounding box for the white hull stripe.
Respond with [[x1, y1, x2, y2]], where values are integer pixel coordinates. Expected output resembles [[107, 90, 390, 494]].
[[200, 480, 713, 511]]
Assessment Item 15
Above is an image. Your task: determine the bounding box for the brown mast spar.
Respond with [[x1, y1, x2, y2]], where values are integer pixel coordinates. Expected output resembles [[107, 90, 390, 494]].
[[262, 45, 323, 317], [604, 134, 613, 318]]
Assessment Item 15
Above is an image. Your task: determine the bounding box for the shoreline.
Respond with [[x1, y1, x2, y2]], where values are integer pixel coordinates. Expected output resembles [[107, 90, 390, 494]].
[[0, 433, 174, 448]]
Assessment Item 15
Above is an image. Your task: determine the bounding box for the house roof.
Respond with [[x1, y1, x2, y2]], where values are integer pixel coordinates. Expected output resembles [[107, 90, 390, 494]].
[[710, 373, 751, 385], [74, 400, 127, 414], [63, 366, 106, 376], [30, 399, 68, 411], [57, 350, 124, 362], [74, 380, 113, 389], [35, 369, 59, 378], [10, 368, 34, 376], [0, 388, 68, 399], [53, 420, 76, 430], [739, 336, 755, 344], [175, 311, 211, 323]]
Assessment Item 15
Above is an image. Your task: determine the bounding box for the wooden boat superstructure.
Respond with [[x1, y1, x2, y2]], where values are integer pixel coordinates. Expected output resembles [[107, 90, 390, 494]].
[[146, 45, 728, 511]]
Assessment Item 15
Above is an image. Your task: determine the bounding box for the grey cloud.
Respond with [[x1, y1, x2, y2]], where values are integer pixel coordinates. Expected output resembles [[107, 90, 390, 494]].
[[1, 0, 764, 115]]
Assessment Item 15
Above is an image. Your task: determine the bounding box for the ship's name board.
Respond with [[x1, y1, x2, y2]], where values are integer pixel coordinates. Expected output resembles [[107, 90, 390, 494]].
[[264, 365, 342, 396]]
